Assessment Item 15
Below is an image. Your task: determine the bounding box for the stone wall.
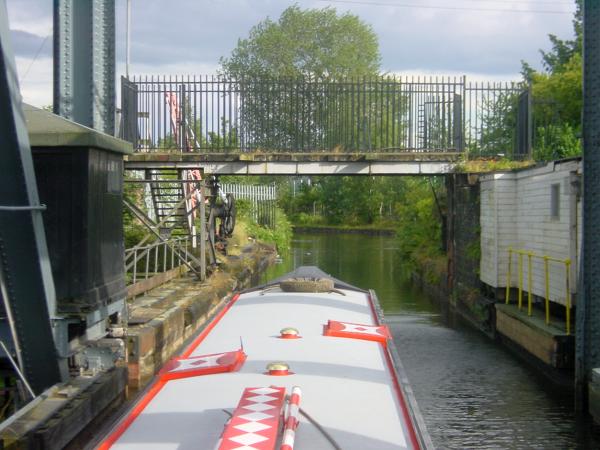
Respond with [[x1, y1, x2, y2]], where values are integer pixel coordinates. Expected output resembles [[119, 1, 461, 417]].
[[446, 174, 494, 332]]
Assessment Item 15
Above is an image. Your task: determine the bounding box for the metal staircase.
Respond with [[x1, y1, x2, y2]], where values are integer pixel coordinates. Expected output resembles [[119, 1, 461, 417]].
[[145, 169, 190, 236]]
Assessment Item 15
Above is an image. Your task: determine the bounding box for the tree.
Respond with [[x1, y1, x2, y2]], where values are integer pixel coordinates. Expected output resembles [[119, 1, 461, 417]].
[[521, 0, 582, 160], [220, 5, 384, 152], [220, 5, 380, 79]]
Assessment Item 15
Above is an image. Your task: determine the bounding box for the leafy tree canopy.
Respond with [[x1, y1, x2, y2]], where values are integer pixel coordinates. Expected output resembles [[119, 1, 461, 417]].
[[220, 4, 381, 79], [520, 0, 582, 160], [521, 0, 582, 78]]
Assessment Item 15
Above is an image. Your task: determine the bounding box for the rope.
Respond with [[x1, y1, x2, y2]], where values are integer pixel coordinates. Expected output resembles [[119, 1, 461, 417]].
[[298, 406, 342, 450]]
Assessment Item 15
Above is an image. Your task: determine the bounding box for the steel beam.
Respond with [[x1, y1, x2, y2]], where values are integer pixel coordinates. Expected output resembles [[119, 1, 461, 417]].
[[0, 1, 62, 393], [124, 161, 457, 175], [577, 0, 600, 407], [53, 0, 115, 135]]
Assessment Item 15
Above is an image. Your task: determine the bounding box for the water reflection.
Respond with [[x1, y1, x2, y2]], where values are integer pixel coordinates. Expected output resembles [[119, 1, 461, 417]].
[[262, 232, 600, 449]]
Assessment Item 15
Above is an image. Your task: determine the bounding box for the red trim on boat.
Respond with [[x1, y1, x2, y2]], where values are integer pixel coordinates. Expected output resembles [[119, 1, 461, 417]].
[[366, 293, 421, 450], [97, 293, 241, 449], [182, 292, 241, 358], [97, 379, 166, 450]]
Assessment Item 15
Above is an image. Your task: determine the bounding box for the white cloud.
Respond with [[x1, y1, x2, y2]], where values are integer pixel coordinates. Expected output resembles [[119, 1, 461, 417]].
[[14, 55, 53, 108], [6, 0, 578, 106]]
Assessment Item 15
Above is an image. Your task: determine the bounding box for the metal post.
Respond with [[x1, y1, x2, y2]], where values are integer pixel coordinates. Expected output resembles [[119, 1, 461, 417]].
[[125, 0, 131, 79], [577, 0, 600, 408], [566, 259, 571, 336], [544, 256, 550, 324], [200, 186, 206, 281], [132, 249, 137, 283], [527, 252, 533, 316], [518, 252, 523, 310], [54, 0, 115, 134], [0, 1, 63, 393], [505, 248, 512, 304]]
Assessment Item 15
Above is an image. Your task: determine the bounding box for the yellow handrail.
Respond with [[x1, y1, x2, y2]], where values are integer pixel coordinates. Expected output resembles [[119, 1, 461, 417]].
[[505, 248, 572, 335]]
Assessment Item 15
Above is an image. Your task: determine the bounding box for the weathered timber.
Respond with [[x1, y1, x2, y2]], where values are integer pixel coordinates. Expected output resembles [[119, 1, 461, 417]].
[[0, 367, 127, 450], [495, 303, 573, 369]]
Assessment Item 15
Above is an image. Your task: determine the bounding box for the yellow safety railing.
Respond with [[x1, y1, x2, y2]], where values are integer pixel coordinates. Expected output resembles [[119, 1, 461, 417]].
[[505, 248, 572, 335]]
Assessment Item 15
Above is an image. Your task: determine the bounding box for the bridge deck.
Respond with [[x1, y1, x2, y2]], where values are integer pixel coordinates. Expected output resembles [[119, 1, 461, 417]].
[[125, 152, 460, 175]]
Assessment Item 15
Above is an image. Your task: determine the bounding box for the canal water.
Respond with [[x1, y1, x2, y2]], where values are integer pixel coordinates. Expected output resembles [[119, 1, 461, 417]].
[[261, 232, 600, 450]]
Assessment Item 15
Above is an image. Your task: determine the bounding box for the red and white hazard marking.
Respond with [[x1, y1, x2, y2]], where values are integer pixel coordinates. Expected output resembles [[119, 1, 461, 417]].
[[280, 386, 302, 450], [218, 387, 286, 450], [159, 349, 246, 381], [324, 320, 391, 345]]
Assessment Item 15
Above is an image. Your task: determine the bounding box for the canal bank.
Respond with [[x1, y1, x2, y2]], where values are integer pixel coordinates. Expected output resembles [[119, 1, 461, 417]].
[[293, 225, 396, 236], [264, 232, 600, 448]]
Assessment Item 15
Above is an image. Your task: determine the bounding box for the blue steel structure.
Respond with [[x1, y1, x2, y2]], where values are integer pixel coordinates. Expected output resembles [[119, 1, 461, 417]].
[[53, 0, 115, 135], [577, 0, 600, 407], [0, 1, 62, 393]]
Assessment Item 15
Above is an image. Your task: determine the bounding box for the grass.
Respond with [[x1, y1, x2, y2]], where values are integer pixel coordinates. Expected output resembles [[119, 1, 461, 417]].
[[454, 157, 536, 173]]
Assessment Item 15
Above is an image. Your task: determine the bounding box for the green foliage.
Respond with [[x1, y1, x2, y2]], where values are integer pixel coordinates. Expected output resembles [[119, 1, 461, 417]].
[[240, 202, 293, 252], [454, 157, 535, 173], [471, 91, 521, 158], [395, 178, 444, 272], [533, 123, 581, 161], [521, 0, 582, 160], [220, 5, 405, 152], [539, 0, 582, 75], [282, 176, 406, 227], [221, 5, 380, 79], [123, 177, 148, 248]]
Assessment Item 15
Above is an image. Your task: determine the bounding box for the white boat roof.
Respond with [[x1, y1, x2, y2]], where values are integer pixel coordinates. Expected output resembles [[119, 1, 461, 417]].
[[102, 273, 420, 449]]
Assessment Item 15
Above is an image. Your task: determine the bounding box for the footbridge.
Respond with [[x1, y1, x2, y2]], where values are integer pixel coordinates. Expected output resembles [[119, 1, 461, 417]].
[[125, 152, 460, 175], [120, 75, 532, 175]]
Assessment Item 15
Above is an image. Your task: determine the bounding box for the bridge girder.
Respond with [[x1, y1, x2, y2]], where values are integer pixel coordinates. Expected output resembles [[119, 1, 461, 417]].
[[53, 0, 115, 134], [124, 152, 460, 175], [576, 0, 600, 406], [0, 2, 63, 394], [125, 160, 457, 176]]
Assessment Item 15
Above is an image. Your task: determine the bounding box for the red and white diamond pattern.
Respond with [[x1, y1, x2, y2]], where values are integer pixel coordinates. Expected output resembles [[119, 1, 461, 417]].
[[218, 387, 285, 450], [169, 353, 226, 373], [324, 319, 391, 344], [340, 323, 384, 337], [159, 349, 246, 381]]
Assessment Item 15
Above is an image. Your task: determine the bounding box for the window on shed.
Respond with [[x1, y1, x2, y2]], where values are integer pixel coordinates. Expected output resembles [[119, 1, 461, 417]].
[[550, 183, 560, 219]]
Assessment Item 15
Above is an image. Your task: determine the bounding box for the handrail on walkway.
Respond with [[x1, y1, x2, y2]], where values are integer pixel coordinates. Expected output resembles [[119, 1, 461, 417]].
[[125, 236, 190, 285], [505, 248, 572, 335]]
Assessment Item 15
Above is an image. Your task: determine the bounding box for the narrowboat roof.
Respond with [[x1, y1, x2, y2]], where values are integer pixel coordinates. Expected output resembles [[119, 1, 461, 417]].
[[99, 267, 428, 450]]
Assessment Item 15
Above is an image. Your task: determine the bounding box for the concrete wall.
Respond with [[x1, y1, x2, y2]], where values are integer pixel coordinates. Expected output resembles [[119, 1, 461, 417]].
[[480, 159, 582, 307]]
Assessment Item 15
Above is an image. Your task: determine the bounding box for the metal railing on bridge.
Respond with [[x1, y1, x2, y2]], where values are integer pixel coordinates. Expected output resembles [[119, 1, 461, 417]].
[[120, 75, 531, 157]]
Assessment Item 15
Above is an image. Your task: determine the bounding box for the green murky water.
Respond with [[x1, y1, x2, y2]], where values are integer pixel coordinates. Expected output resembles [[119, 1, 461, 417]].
[[261, 232, 600, 450]]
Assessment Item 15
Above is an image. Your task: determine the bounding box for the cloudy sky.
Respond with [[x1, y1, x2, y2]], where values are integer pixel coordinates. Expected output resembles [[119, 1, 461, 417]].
[[6, 0, 577, 107]]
